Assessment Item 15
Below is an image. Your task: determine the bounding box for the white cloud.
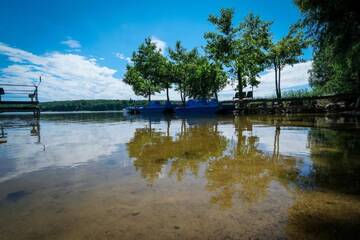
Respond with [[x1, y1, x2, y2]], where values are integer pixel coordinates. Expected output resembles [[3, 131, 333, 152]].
[[0, 42, 136, 101], [218, 61, 312, 100], [0, 121, 141, 182], [115, 52, 132, 64], [151, 36, 166, 54], [61, 38, 81, 49]]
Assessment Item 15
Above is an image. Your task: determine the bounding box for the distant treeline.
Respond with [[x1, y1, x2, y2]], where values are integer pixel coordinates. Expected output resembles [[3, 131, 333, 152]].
[[40, 100, 154, 111]]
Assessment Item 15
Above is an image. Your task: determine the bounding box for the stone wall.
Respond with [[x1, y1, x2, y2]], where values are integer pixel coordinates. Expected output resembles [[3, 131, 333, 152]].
[[234, 94, 359, 115]]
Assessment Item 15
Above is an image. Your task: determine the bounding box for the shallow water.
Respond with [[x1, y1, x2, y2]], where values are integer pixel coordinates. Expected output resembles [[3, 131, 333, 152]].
[[0, 112, 359, 239]]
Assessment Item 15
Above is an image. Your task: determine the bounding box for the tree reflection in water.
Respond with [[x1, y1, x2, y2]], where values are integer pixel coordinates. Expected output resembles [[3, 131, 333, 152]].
[[127, 118, 227, 183], [206, 117, 297, 208], [127, 116, 304, 208], [168, 120, 227, 181], [127, 122, 175, 184]]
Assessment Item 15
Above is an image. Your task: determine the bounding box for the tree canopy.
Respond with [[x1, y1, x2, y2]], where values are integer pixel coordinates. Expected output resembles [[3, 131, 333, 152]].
[[295, 0, 360, 94], [204, 9, 272, 95], [188, 57, 227, 100], [168, 41, 199, 104], [123, 4, 350, 102], [268, 24, 309, 98], [124, 38, 167, 101]]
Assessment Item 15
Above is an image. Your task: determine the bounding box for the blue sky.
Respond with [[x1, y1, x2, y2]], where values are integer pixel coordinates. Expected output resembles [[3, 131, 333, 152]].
[[0, 0, 312, 101]]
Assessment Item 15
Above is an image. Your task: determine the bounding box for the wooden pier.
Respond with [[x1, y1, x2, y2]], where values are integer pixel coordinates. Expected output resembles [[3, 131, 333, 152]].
[[0, 79, 41, 117]]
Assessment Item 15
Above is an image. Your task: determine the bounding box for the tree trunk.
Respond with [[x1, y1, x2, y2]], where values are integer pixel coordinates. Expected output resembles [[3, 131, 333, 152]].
[[166, 87, 170, 103], [274, 63, 279, 98], [180, 90, 185, 106], [181, 91, 186, 106], [148, 91, 151, 102], [237, 71, 243, 97], [179, 82, 185, 106], [278, 67, 282, 99], [214, 91, 218, 101]]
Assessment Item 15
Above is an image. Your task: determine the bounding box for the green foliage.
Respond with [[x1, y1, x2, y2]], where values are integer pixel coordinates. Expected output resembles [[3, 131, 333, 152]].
[[124, 37, 166, 101], [158, 59, 174, 102], [167, 42, 228, 101], [168, 41, 199, 104], [187, 57, 227, 100], [239, 14, 272, 88], [308, 42, 352, 94], [205, 9, 272, 94], [205, 9, 237, 65], [124, 37, 228, 103], [123, 6, 333, 102], [268, 24, 309, 98], [295, 0, 360, 94]]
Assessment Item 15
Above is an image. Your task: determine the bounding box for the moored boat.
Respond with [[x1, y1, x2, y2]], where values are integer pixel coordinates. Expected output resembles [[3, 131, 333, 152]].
[[175, 99, 219, 115], [138, 101, 174, 114]]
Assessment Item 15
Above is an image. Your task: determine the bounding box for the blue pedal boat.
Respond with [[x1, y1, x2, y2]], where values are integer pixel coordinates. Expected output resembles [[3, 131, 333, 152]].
[[138, 101, 174, 114], [175, 99, 219, 115]]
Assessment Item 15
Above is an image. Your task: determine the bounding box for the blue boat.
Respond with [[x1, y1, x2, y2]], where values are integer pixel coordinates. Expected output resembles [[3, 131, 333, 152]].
[[138, 101, 174, 114], [175, 99, 219, 115]]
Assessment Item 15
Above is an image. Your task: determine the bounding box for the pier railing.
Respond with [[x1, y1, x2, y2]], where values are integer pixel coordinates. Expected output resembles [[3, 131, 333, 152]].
[[0, 79, 41, 117]]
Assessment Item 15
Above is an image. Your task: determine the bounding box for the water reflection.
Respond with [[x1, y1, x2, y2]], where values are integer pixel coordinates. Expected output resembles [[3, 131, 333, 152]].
[[0, 126, 7, 144], [1, 113, 360, 239], [0, 118, 41, 144], [206, 122, 299, 208], [127, 119, 227, 183], [168, 121, 227, 181], [1, 113, 359, 197], [307, 127, 360, 194], [126, 116, 306, 208], [0, 113, 138, 182]]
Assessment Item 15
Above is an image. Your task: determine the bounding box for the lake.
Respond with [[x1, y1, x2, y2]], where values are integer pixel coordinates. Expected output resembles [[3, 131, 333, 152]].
[[0, 112, 359, 239]]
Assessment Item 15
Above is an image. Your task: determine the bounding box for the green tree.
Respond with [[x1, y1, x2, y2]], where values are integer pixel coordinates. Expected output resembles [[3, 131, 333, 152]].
[[157, 57, 173, 103], [308, 43, 345, 93], [209, 61, 228, 100], [295, 0, 360, 94], [188, 57, 227, 100], [168, 41, 198, 105], [268, 24, 309, 98], [204, 9, 271, 97], [123, 37, 165, 102], [240, 13, 272, 91]]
